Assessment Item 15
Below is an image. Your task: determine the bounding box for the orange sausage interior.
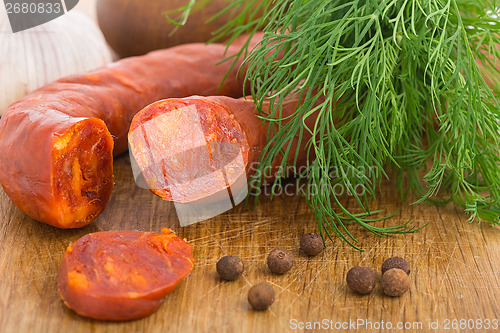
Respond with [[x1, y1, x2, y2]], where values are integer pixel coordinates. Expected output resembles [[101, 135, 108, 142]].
[[128, 97, 249, 203]]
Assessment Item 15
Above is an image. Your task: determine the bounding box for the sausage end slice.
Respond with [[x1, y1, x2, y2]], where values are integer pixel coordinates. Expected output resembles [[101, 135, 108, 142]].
[[57, 228, 194, 320]]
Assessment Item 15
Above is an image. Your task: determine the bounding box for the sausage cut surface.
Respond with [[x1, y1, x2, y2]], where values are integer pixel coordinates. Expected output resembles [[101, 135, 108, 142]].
[[128, 97, 250, 202]]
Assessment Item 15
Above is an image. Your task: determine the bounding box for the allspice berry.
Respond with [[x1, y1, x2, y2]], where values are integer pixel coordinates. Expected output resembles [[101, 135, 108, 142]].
[[346, 266, 376, 295], [300, 233, 324, 256], [267, 248, 294, 274], [381, 257, 410, 275], [381, 268, 410, 297], [248, 282, 275, 310], [216, 255, 244, 281]]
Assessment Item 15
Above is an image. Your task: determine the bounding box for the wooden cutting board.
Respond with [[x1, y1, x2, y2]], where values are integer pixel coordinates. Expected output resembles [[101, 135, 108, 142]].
[[0, 155, 499, 333], [1, 1, 499, 331]]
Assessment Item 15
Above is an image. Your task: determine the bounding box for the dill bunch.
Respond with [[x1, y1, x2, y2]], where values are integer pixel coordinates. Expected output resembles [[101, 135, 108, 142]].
[[174, 0, 500, 249]]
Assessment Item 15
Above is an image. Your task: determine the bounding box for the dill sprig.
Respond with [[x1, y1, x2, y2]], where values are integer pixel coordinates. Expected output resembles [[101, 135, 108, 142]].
[[172, 0, 500, 248]]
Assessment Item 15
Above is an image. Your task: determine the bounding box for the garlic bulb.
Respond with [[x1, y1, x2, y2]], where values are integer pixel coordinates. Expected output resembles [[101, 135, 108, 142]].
[[0, 10, 112, 115]]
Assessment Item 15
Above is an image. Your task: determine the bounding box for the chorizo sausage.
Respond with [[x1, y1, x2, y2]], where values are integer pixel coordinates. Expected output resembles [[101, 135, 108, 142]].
[[57, 228, 194, 321], [0, 38, 259, 229], [128, 95, 319, 203]]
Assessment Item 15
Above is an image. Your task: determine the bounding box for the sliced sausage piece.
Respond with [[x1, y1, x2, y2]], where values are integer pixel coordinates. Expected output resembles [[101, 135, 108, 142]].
[[57, 228, 194, 321]]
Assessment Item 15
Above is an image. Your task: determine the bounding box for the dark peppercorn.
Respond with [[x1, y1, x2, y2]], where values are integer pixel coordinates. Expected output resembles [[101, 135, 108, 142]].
[[216, 255, 244, 281], [346, 266, 376, 295], [382, 268, 410, 297], [267, 248, 294, 274], [381, 257, 410, 275], [248, 282, 275, 310], [300, 233, 324, 256]]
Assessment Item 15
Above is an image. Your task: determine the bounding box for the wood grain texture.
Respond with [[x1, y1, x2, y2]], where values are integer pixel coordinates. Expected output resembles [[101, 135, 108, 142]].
[[0, 155, 499, 333]]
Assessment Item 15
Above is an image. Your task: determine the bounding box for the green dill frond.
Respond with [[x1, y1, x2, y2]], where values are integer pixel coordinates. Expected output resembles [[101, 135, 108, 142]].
[[178, 0, 500, 247]]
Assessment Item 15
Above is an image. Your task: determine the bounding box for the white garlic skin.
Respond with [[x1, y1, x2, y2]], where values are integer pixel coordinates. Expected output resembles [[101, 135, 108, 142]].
[[0, 10, 112, 115]]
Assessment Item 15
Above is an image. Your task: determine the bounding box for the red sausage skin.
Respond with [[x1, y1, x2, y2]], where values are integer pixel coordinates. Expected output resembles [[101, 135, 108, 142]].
[[57, 228, 194, 321]]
